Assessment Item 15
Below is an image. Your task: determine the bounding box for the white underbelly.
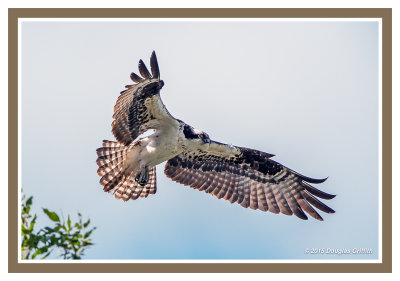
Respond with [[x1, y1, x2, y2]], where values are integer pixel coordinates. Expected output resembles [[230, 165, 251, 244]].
[[140, 134, 182, 167], [145, 142, 179, 166]]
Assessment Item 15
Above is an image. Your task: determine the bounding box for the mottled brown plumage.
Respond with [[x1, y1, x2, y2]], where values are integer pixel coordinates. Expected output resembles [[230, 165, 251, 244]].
[[164, 143, 335, 221], [96, 51, 336, 221], [111, 51, 173, 145]]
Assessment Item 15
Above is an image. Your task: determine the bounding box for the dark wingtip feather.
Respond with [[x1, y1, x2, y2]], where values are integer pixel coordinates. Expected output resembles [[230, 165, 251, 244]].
[[306, 210, 323, 221], [298, 197, 324, 221], [294, 207, 308, 220], [311, 210, 324, 221], [297, 213, 308, 220], [150, 50, 160, 79], [300, 175, 329, 184], [130, 72, 144, 83], [301, 181, 336, 200], [301, 190, 336, 214], [138, 59, 151, 79]]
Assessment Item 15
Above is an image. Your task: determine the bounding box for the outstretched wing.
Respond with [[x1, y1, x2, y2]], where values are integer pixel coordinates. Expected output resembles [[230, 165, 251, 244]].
[[112, 51, 178, 145], [164, 141, 335, 221]]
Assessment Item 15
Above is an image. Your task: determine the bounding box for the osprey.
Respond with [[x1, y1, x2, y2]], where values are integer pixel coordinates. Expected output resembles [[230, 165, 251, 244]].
[[96, 51, 335, 221]]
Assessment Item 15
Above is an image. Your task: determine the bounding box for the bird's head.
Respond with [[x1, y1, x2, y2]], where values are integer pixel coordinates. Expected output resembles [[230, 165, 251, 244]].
[[182, 124, 211, 144], [197, 130, 211, 144]]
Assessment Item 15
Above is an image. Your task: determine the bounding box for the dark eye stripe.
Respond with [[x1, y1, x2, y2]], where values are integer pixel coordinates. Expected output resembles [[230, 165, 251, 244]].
[[183, 125, 198, 139]]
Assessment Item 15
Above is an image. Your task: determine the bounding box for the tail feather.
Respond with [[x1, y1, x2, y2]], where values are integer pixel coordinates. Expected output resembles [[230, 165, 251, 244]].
[[96, 140, 157, 200], [102, 168, 124, 192], [96, 146, 129, 158], [97, 154, 126, 174], [102, 140, 123, 148]]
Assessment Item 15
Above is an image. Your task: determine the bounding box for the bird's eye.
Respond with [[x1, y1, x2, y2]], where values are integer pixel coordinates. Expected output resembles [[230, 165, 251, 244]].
[[199, 134, 204, 139]]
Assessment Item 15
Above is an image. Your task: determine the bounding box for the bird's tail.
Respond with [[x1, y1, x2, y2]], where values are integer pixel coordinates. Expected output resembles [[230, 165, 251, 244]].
[[96, 140, 157, 201]]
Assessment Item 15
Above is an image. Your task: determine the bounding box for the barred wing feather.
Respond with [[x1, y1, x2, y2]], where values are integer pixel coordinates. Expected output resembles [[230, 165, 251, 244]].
[[112, 51, 178, 145], [164, 141, 335, 221]]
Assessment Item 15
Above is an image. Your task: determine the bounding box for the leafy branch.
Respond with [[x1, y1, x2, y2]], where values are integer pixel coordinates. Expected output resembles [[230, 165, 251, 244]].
[[21, 192, 96, 259]]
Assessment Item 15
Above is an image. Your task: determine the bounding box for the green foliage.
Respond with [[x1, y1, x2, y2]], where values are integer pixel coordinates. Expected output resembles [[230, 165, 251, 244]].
[[21, 192, 96, 260]]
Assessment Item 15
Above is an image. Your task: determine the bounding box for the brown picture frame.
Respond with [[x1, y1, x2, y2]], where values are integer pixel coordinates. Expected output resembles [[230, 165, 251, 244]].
[[8, 8, 392, 273]]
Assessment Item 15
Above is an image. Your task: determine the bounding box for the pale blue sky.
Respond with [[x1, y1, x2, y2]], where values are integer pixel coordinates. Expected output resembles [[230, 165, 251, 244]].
[[21, 20, 379, 260]]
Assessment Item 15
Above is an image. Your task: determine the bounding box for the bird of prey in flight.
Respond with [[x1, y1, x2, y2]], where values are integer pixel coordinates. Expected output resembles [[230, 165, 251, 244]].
[[96, 51, 335, 221]]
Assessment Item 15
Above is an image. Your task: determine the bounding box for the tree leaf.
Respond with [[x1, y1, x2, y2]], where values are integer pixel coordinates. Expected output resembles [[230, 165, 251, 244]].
[[67, 215, 71, 231], [44, 226, 54, 233], [21, 224, 28, 235], [32, 246, 48, 259], [28, 215, 37, 232], [82, 241, 93, 246], [83, 230, 93, 239], [83, 219, 90, 228], [26, 196, 33, 207], [42, 208, 60, 222]]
